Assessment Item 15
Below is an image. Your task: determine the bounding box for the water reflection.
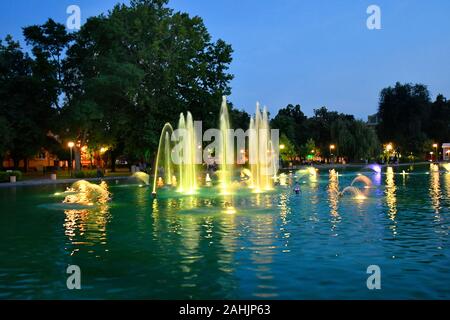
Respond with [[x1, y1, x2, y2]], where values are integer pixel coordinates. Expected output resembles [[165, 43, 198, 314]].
[[63, 205, 110, 256], [385, 167, 397, 236], [429, 171, 441, 218]]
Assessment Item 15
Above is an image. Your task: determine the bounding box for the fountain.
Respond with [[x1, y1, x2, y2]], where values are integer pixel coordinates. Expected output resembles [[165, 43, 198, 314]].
[[150, 97, 279, 198], [176, 112, 198, 194], [219, 97, 233, 195], [152, 123, 174, 193], [351, 175, 372, 189], [249, 103, 277, 192], [63, 180, 111, 205], [152, 113, 198, 195], [430, 163, 439, 173], [340, 186, 367, 200], [133, 171, 150, 186]]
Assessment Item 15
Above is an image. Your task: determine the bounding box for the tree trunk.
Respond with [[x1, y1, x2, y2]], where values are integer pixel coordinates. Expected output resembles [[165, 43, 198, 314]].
[[12, 157, 20, 170], [23, 158, 29, 173], [110, 150, 117, 172], [74, 148, 81, 171]]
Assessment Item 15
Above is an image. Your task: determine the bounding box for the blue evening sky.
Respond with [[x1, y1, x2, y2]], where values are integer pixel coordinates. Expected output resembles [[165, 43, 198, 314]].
[[1, 0, 449, 119]]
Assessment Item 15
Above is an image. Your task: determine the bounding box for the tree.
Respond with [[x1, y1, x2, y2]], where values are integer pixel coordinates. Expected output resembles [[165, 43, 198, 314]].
[[0, 116, 12, 168], [300, 138, 317, 159], [63, 0, 234, 169], [377, 82, 431, 156], [279, 134, 297, 162], [23, 18, 73, 110], [427, 94, 450, 145], [271, 104, 307, 151], [0, 36, 54, 170]]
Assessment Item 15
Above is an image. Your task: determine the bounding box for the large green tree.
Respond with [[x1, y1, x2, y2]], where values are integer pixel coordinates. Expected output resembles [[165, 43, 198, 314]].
[[63, 0, 234, 169], [427, 94, 450, 145], [0, 36, 55, 170], [270, 104, 307, 152], [377, 82, 431, 155]]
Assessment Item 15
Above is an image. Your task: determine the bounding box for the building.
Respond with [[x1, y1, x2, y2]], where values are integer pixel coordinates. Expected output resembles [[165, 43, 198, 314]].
[[443, 143, 450, 161], [2, 149, 60, 171]]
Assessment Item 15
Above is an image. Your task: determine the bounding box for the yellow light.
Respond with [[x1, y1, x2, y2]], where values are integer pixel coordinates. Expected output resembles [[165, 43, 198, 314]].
[[240, 149, 245, 154], [68, 141, 75, 148], [330, 144, 335, 150], [100, 147, 108, 153], [279, 144, 285, 150], [433, 144, 438, 148], [386, 143, 393, 152]]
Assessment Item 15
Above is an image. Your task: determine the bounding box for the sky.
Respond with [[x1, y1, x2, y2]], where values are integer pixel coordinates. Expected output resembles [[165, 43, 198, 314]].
[[1, 0, 450, 119]]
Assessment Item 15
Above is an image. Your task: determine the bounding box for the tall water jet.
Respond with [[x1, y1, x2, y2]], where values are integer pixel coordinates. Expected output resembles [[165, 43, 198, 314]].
[[152, 123, 174, 194], [177, 112, 197, 194], [219, 97, 233, 195], [249, 103, 276, 192]]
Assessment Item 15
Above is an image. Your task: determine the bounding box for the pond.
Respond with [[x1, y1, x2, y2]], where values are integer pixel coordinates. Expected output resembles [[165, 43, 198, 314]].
[[0, 165, 449, 299]]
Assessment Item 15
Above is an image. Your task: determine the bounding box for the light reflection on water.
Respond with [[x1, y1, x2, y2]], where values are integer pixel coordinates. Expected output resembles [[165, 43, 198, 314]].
[[0, 166, 449, 299]]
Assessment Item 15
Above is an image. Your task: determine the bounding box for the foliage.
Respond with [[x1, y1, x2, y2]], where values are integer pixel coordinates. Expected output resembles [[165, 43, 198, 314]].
[[377, 82, 431, 155], [0, 170, 22, 182], [62, 0, 234, 165], [0, 36, 55, 169], [73, 170, 103, 179], [279, 134, 297, 161]]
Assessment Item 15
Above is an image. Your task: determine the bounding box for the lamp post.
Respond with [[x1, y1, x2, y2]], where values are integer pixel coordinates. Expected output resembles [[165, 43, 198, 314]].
[[385, 143, 393, 164], [68, 141, 75, 177], [329, 144, 335, 163], [433, 143, 438, 162], [279, 144, 285, 169]]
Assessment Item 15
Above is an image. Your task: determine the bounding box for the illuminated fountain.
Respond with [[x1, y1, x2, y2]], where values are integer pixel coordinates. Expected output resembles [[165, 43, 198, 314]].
[[63, 180, 110, 206], [176, 112, 198, 194], [152, 113, 197, 195], [249, 103, 278, 192], [133, 171, 150, 186], [219, 97, 233, 195], [351, 175, 373, 189], [340, 186, 367, 200], [152, 123, 174, 194], [339, 174, 372, 200], [151, 98, 279, 199]]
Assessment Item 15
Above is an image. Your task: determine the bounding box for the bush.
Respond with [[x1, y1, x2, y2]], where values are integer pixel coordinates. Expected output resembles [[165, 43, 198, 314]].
[[0, 170, 23, 182], [73, 170, 103, 179]]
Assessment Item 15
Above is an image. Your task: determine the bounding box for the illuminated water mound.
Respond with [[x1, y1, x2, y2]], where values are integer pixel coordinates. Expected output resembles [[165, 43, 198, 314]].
[[63, 180, 110, 205], [133, 172, 150, 186], [430, 163, 439, 172], [340, 186, 366, 200]]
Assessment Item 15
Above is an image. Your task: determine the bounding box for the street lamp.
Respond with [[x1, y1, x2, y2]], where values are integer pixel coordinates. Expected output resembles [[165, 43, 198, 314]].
[[68, 142, 74, 177], [329, 144, 335, 163], [385, 143, 393, 164], [433, 143, 438, 162]]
